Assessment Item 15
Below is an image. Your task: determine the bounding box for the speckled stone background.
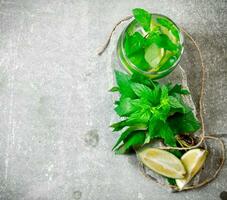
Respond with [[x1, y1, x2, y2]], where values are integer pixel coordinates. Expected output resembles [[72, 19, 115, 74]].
[[0, 0, 226, 200]]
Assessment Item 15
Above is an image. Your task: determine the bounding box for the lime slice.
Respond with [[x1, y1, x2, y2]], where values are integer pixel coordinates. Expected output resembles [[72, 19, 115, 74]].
[[144, 44, 164, 68], [150, 18, 157, 31], [138, 148, 186, 178], [149, 50, 173, 72], [176, 149, 208, 190]]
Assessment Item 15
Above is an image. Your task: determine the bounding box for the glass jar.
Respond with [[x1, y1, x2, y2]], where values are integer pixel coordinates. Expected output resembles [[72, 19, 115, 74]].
[[117, 13, 184, 79]]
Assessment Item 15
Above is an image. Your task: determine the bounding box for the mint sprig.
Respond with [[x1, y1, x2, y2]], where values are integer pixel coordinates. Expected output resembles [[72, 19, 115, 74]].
[[110, 71, 200, 154], [132, 8, 151, 32]]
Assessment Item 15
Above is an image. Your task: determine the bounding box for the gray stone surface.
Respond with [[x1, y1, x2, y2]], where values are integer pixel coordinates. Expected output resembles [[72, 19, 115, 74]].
[[0, 0, 226, 200]]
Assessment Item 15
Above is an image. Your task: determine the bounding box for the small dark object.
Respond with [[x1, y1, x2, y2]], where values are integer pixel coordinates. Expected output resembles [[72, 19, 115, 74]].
[[176, 134, 196, 148], [220, 191, 227, 200]]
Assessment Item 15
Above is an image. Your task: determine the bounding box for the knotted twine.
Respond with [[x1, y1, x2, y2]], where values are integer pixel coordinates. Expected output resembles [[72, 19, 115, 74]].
[[98, 15, 225, 191]]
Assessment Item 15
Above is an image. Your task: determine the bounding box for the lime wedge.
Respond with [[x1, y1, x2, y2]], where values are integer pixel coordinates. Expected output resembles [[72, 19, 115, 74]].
[[149, 50, 173, 72], [138, 148, 186, 178], [176, 149, 208, 190], [144, 44, 164, 68]]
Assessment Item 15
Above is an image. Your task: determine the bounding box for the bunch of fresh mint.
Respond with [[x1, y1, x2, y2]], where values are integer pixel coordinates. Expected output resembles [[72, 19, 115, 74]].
[[110, 71, 200, 154], [124, 8, 182, 71]]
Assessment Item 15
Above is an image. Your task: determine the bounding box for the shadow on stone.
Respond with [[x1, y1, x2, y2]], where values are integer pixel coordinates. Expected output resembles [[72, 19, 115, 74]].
[[84, 129, 99, 147], [72, 190, 82, 200]]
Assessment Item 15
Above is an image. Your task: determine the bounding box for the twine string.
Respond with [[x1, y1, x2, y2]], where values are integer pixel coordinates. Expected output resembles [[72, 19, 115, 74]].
[[97, 15, 133, 56]]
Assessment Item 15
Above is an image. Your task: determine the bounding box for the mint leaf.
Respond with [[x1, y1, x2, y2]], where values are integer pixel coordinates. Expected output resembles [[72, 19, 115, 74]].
[[148, 116, 163, 138], [114, 98, 151, 117], [128, 49, 150, 71], [110, 120, 147, 132], [156, 17, 180, 40], [110, 120, 128, 132], [152, 86, 171, 121], [167, 178, 177, 185], [152, 33, 179, 51], [112, 127, 146, 150], [169, 96, 185, 112], [130, 98, 151, 111], [169, 94, 192, 115], [159, 123, 176, 146], [168, 83, 190, 95], [115, 131, 146, 154], [167, 111, 201, 134], [112, 127, 133, 150], [128, 109, 151, 124], [157, 105, 170, 121], [131, 83, 153, 99], [156, 17, 172, 29], [147, 84, 161, 106], [167, 85, 191, 114], [109, 86, 119, 92], [148, 117, 176, 146], [161, 85, 169, 101], [132, 8, 151, 32], [124, 32, 146, 56], [114, 98, 135, 117], [130, 72, 155, 87], [131, 83, 163, 107], [145, 31, 160, 46], [115, 70, 136, 98]]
